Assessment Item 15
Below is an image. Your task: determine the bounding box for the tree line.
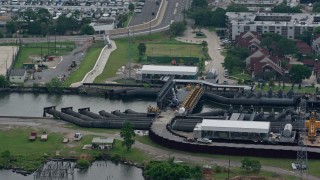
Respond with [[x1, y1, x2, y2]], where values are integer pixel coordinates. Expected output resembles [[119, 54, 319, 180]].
[[5, 8, 94, 36]]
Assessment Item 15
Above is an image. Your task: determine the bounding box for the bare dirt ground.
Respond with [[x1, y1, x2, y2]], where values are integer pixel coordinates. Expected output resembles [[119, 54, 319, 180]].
[[0, 117, 317, 179], [0, 46, 18, 76]]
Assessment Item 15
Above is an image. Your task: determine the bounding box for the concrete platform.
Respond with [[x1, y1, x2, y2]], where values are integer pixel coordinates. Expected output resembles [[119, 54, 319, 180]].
[[0, 46, 18, 76]]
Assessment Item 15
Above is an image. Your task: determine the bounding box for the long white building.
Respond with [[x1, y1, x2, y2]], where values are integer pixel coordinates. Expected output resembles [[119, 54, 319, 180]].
[[226, 12, 319, 40]]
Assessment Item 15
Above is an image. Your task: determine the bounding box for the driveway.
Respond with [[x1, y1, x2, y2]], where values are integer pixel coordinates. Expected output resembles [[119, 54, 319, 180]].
[[175, 26, 235, 84]]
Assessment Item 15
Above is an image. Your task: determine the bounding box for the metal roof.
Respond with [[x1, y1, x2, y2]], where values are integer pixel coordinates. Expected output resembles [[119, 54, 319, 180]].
[[92, 137, 115, 144], [10, 69, 26, 76], [174, 79, 253, 90], [141, 65, 198, 76], [200, 119, 270, 134]]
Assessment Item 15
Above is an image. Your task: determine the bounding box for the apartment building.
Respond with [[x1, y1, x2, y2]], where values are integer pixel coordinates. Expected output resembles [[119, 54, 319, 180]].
[[226, 12, 319, 40], [233, 0, 278, 12]]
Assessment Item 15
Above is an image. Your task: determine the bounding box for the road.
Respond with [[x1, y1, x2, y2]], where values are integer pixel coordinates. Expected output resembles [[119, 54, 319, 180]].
[[0, 117, 318, 180], [129, 0, 161, 26]]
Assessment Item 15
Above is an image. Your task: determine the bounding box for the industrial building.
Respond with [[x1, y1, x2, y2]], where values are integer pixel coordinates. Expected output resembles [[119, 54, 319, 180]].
[[226, 12, 319, 40], [193, 119, 271, 141], [138, 65, 198, 82]]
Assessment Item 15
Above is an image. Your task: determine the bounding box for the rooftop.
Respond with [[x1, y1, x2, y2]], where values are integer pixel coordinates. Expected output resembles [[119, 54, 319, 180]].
[[10, 69, 26, 76], [92, 137, 115, 144], [200, 119, 270, 133], [141, 65, 198, 76], [226, 12, 320, 27]]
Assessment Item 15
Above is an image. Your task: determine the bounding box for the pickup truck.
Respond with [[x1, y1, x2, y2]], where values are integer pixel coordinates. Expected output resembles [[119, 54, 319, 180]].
[[197, 138, 212, 144], [74, 133, 83, 141]]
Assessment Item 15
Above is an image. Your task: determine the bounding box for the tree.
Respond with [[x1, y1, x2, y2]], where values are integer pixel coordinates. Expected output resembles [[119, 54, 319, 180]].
[[144, 159, 202, 180], [275, 38, 296, 56], [272, 3, 302, 13], [289, 64, 312, 83], [169, 21, 186, 37], [299, 30, 313, 45], [313, 2, 320, 12], [201, 40, 208, 51], [138, 43, 147, 55], [128, 3, 135, 12], [80, 24, 95, 35], [226, 3, 249, 12], [120, 122, 135, 151], [0, 75, 9, 88], [241, 158, 261, 172], [0, 30, 3, 38], [191, 0, 208, 8], [45, 77, 63, 93]]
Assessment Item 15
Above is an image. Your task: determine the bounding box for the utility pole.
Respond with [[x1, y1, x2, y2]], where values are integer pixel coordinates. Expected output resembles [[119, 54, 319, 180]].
[[54, 27, 57, 54], [127, 29, 132, 79], [296, 101, 308, 180]]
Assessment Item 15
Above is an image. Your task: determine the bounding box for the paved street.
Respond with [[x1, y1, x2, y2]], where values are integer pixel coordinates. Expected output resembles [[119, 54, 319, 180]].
[[129, 0, 161, 26]]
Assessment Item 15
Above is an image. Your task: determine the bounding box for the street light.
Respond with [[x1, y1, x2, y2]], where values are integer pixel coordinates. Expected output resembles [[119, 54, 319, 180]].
[[149, 12, 155, 35]]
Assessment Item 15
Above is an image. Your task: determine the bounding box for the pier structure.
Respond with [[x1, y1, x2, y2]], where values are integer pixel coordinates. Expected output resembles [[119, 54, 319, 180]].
[[34, 160, 75, 180]]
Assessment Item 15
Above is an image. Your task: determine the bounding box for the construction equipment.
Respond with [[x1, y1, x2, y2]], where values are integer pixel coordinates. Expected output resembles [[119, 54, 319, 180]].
[[305, 111, 320, 141]]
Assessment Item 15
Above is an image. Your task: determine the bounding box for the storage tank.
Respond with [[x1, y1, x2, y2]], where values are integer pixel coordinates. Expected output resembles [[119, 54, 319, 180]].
[[283, 124, 293, 137], [178, 107, 186, 115], [206, 68, 218, 79]]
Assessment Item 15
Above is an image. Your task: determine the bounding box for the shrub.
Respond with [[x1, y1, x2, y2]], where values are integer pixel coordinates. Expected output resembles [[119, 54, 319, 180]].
[[76, 159, 90, 169]]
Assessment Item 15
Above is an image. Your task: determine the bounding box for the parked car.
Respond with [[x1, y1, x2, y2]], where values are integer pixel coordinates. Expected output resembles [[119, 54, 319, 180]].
[[183, 137, 196, 142], [292, 163, 307, 170], [197, 138, 212, 144]]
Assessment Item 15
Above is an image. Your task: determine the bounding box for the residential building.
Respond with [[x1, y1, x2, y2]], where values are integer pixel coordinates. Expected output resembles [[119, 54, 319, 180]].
[[312, 34, 320, 54], [226, 12, 319, 40], [296, 40, 312, 56], [233, 0, 278, 12], [9, 69, 27, 83]]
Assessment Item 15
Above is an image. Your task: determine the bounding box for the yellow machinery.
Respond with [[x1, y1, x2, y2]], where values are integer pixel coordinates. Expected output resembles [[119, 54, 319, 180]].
[[305, 111, 320, 141]]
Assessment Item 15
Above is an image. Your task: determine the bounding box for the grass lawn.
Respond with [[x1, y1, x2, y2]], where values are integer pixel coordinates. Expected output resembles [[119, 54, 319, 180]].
[[64, 124, 120, 134], [124, 12, 133, 27], [109, 140, 151, 164], [14, 42, 75, 69], [146, 43, 202, 57], [230, 70, 251, 81], [63, 41, 105, 86], [94, 38, 139, 83], [0, 128, 90, 171], [94, 32, 204, 83], [258, 84, 316, 94]]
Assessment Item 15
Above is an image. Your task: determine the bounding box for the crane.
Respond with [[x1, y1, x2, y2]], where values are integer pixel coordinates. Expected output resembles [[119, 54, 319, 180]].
[[305, 111, 320, 142]]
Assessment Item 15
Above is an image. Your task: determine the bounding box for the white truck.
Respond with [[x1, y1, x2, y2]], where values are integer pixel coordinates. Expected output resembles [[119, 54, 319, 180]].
[[74, 133, 83, 141]]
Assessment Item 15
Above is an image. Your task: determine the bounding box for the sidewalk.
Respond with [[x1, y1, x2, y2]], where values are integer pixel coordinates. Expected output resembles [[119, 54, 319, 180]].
[[70, 40, 117, 87]]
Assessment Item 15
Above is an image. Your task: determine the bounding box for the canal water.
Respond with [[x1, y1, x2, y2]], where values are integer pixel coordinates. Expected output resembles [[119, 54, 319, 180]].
[[0, 161, 144, 180], [0, 92, 157, 116]]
